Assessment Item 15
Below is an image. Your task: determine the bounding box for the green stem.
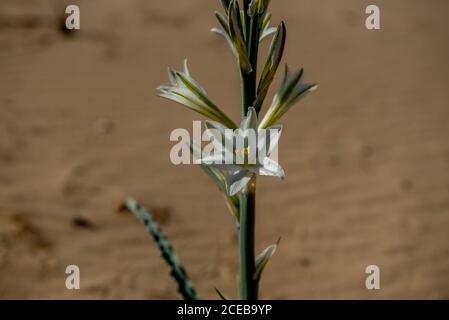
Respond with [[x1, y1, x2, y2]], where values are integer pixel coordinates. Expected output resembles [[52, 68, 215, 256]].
[[239, 0, 260, 301], [239, 178, 257, 300]]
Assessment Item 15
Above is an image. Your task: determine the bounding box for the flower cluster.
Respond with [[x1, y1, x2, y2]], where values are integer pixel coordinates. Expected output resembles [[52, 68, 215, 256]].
[[158, 1, 316, 197]]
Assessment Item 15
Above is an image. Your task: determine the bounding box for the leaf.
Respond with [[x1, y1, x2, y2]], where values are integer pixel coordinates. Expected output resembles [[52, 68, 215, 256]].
[[121, 198, 198, 300], [228, 0, 252, 74], [253, 238, 280, 281], [253, 22, 286, 112], [215, 287, 230, 300]]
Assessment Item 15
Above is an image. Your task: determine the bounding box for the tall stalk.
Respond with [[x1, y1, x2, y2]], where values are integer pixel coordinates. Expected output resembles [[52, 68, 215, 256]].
[[239, 177, 257, 299], [239, 0, 260, 300], [150, 0, 317, 301]]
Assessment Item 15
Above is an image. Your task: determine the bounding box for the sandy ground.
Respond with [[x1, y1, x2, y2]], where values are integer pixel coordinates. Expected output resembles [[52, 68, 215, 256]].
[[0, 0, 448, 299]]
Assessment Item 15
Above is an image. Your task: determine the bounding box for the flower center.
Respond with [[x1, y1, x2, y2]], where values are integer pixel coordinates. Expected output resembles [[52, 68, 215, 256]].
[[236, 146, 251, 158]]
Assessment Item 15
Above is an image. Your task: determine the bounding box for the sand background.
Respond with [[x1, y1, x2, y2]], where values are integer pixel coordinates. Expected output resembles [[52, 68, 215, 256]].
[[0, 0, 448, 299]]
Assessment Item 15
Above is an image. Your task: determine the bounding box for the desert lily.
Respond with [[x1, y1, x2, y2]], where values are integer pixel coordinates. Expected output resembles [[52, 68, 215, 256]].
[[158, 60, 237, 129], [259, 65, 317, 129], [200, 107, 284, 196], [124, 0, 317, 301]]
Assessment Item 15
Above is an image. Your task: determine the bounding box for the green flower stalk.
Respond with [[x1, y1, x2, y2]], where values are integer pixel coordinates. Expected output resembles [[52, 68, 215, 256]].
[[129, 0, 317, 300]]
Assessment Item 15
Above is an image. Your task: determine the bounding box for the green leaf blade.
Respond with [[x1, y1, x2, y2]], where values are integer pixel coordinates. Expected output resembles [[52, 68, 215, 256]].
[[253, 239, 280, 282], [122, 198, 198, 300]]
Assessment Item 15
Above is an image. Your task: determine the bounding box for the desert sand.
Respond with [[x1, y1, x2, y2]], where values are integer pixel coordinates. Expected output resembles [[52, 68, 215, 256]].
[[0, 0, 448, 299]]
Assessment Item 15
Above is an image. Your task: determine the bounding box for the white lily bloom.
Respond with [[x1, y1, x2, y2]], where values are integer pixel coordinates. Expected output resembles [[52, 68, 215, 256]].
[[199, 107, 284, 196]]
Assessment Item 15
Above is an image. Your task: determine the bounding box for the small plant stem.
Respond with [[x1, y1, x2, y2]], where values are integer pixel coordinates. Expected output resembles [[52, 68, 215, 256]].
[[239, 0, 260, 301], [239, 178, 257, 300]]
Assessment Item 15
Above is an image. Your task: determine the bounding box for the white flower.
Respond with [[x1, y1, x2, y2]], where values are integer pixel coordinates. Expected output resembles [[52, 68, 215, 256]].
[[200, 107, 284, 196], [259, 65, 317, 129]]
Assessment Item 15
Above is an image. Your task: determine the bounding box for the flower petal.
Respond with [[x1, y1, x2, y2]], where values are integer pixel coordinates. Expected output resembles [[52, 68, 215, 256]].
[[258, 124, 282, 157], [254, 22, 286, 112], [227, 170, 253, 196], [158, 61, 237, 129], [200, 153, 224, 165], [267, 124, 283, 155], [205, 120, 235, 154], [259, 65, 317, 129], [259, 158, 285, 179], [241, 107, 258, 131], [228, 0, 252, 74], [200, 154, 242, 172], [206, 163, 243, 172]]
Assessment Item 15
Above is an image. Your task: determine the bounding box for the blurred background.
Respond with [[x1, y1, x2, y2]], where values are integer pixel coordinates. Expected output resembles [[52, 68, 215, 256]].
[[0, 0, 448, 299]]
